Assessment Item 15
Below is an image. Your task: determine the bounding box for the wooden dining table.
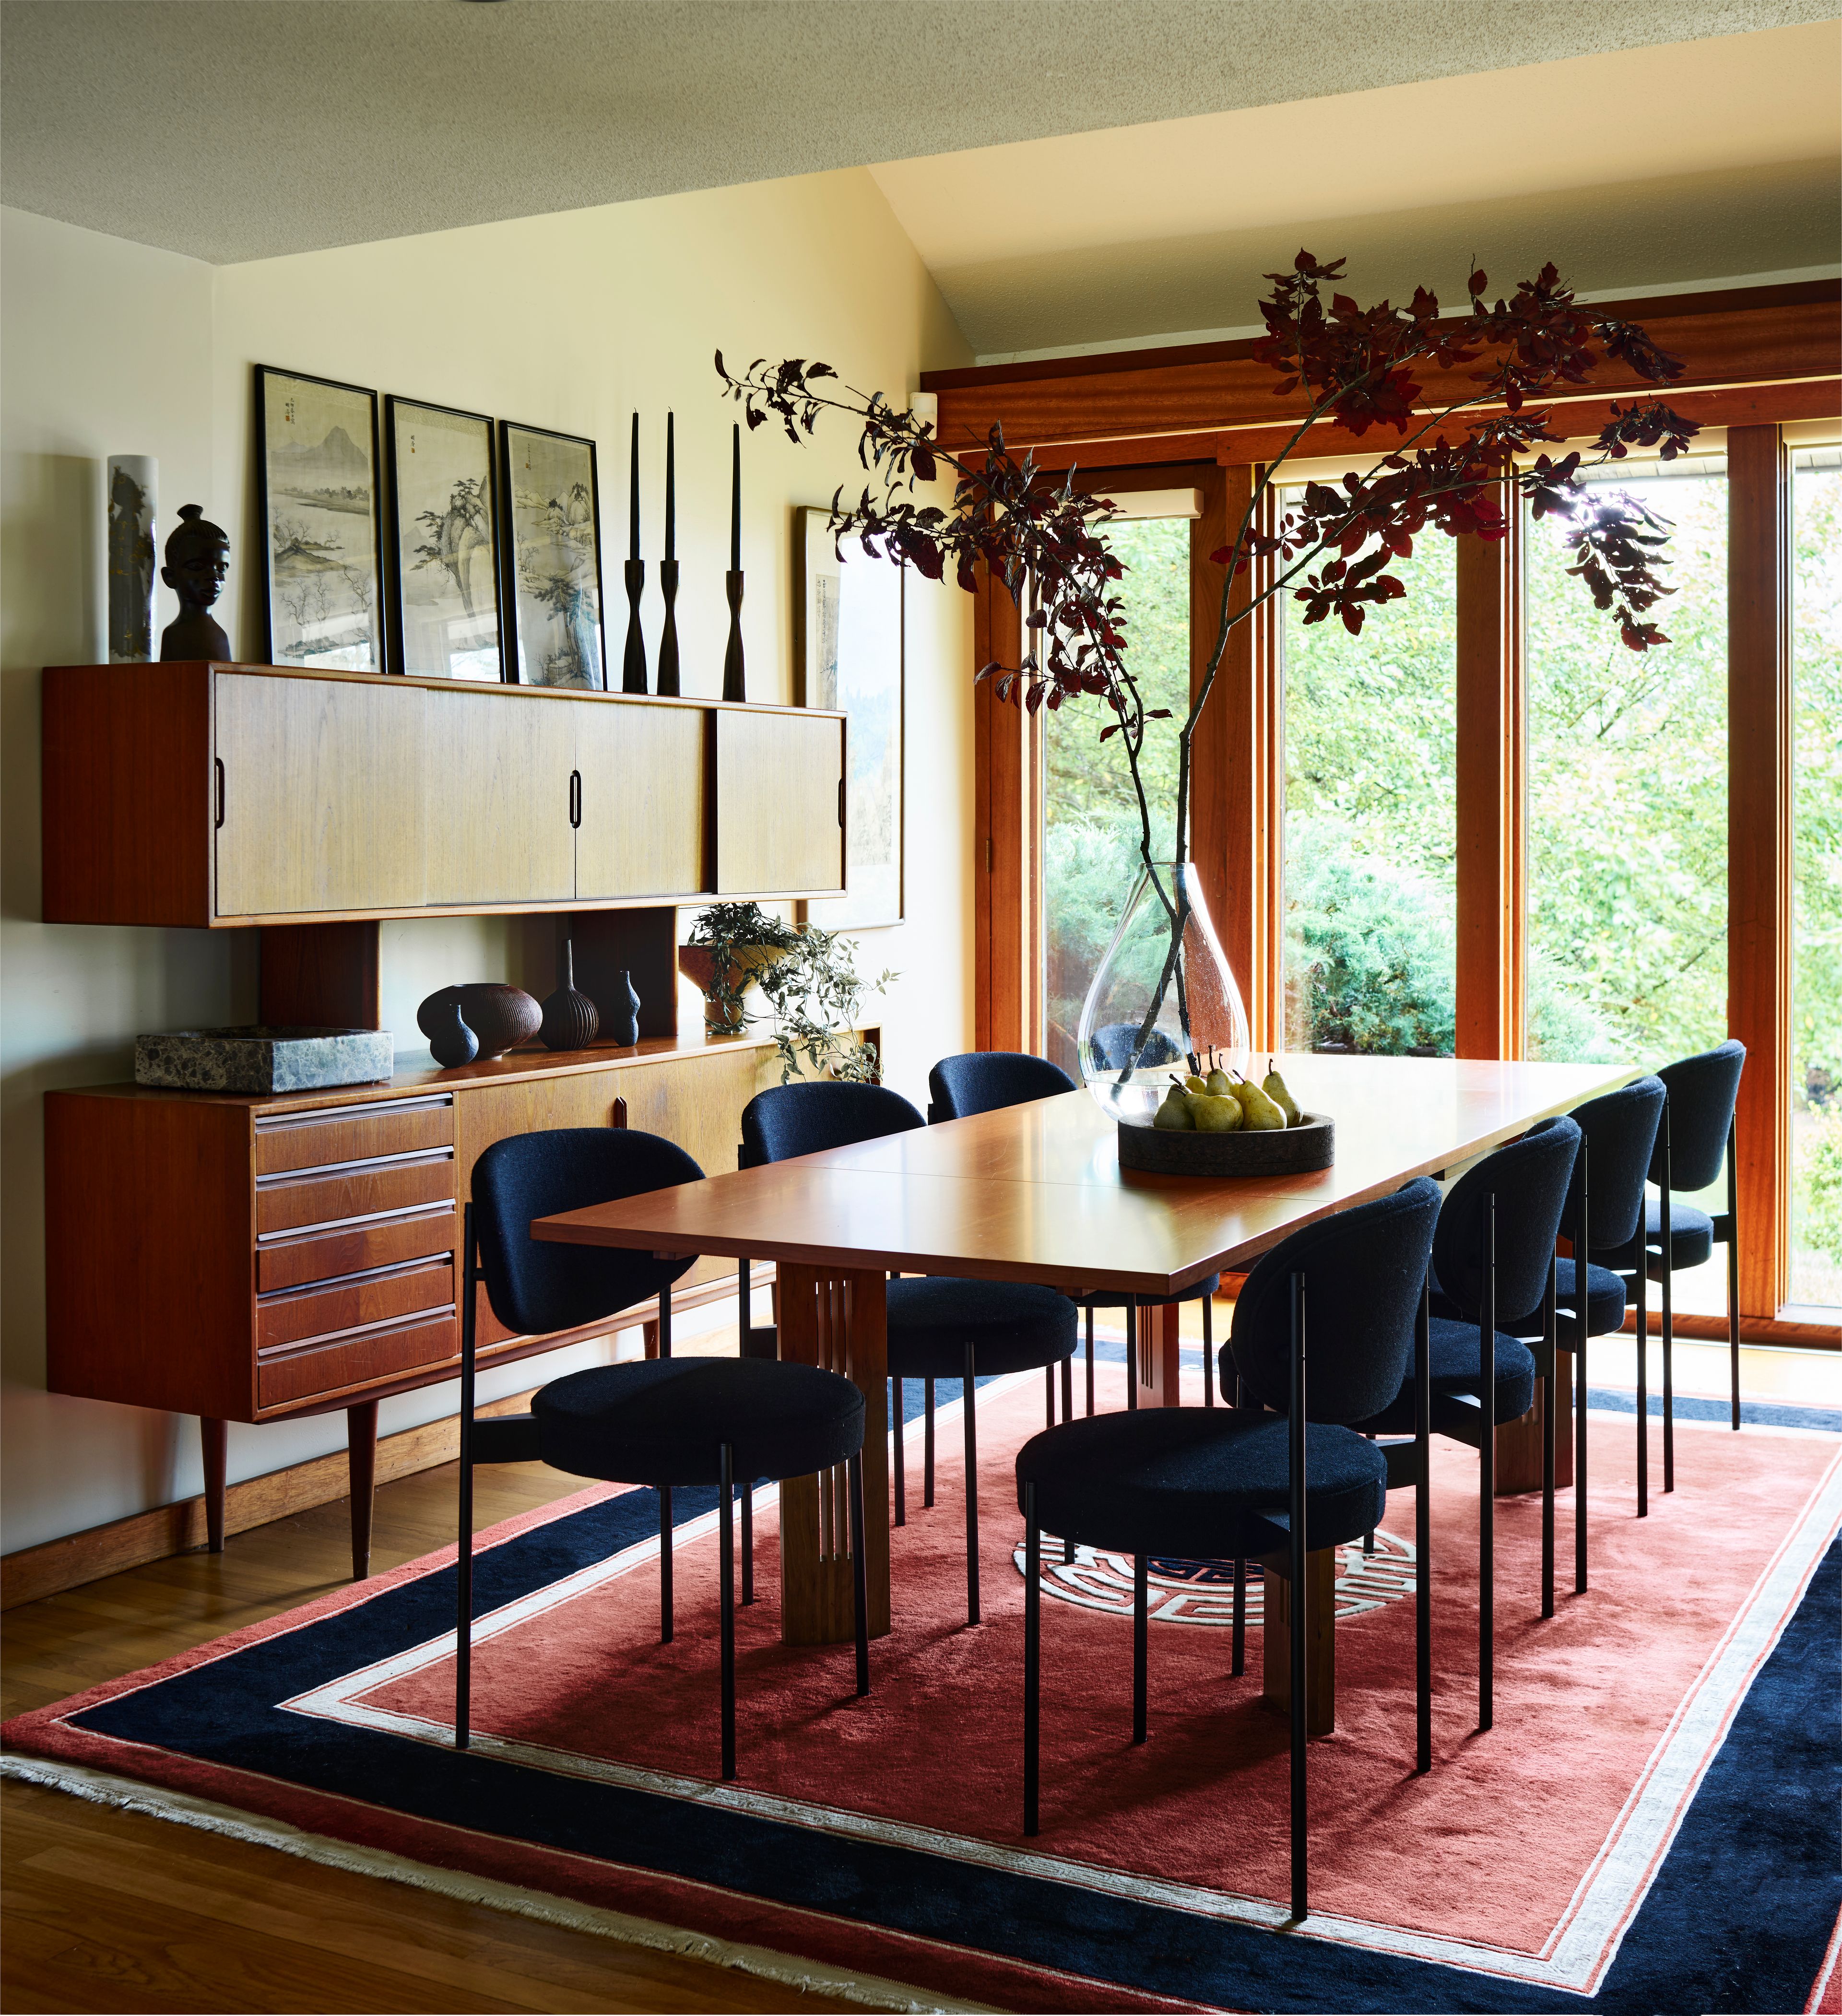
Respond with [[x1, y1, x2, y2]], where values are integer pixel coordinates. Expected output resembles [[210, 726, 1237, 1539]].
[[532, 1051, 1630, 1660]]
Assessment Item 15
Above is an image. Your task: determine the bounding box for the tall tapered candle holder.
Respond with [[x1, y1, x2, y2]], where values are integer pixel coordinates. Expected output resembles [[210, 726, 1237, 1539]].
[[656, 412, 681, 695], [722, 570, 746, 702], [621, 411, 647, 693]]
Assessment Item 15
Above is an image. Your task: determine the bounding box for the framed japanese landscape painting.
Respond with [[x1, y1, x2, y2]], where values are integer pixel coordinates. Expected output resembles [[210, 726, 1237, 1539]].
[[255, 366, 385, 672], [499, 422, 606, 689], [798, 507, 903, 928], [384, 396, 503, 680]]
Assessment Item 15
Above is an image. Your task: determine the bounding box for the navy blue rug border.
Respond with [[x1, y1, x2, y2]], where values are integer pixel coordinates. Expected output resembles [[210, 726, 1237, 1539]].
[[38, 1461, 1839, 2014]]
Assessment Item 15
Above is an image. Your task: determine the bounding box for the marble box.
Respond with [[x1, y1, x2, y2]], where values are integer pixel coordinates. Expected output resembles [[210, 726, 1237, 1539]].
[[134, 1026, 396, 1095]]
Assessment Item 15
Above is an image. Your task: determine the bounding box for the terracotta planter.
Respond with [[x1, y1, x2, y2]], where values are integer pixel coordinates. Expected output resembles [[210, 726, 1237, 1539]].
[[677, 943, 787, 1035]]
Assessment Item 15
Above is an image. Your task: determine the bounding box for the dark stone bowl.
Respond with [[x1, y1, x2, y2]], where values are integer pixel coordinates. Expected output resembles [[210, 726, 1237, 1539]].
[[1116, 1111, 1335, 1179]]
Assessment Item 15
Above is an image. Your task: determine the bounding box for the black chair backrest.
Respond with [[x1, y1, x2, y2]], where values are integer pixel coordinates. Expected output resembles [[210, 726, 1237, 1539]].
[[1653, 1040, 1745, 1191], [1566, 1076, 1665, 1249], [740, 1081, 925, 1168], [472, 1128, 701, 1338], [928, 1050, 1075, 1122], [1227, 1178, 1441, 1422], [1432, 1116, 1580, 1322]]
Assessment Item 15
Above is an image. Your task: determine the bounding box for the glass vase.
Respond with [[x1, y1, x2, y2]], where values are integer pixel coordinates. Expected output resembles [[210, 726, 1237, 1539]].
[[1075, 859, 1252, 1125]]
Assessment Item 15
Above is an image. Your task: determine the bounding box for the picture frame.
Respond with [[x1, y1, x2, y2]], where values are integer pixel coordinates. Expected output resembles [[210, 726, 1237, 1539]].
[[797, 507, 904, 928], [498, 421, 607, 689], [384, 395, 503, 681], [255, 365, 385, 672]]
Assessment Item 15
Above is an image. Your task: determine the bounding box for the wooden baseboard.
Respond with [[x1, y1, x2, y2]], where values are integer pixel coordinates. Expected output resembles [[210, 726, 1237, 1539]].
[[1619, 1308, 1839, 1349], [0, 1388, 542, 1612]]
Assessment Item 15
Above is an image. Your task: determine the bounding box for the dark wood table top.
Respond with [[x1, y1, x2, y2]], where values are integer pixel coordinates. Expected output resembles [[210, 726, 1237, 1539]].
[[532, 1053, 1630, 1296]]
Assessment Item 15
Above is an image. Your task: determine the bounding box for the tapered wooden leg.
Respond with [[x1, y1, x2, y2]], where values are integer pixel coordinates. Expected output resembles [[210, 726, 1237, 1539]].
[[777, 1265, 890, 1643], [1260, 1546, 1336, 1736], [346, 1399, 378, 1580], [201, 1418, 227, 1553], [1131, 1300, 1183, 1408]]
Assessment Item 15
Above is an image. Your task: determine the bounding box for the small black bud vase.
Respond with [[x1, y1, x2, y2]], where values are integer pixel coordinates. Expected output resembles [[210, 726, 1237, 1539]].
[[540, 942, 601, 1052], [418, 989, 478, 1069], [606, 968, 640, 1049]]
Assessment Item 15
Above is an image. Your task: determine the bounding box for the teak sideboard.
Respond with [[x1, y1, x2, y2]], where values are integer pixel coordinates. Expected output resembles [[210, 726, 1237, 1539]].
[[40, 662, 852, 1576]]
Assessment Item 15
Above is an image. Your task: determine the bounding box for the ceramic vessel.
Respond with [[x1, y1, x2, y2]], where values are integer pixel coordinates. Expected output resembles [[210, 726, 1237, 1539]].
[[1076, 860, 1251, 1125], [456, 983, 542, 1059], [677, 943, 785, 1035], [605, 967, 641, 1048], [539, 943, 600, 1052], [420, 993, 478, 1069]]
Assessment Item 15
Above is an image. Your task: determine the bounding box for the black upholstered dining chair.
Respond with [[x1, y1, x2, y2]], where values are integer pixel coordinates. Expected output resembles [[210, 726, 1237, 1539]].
[[742, 1080, 1077, 1626], [1590, 1041, 1746, 1478], [928, 1049, 1221, 1419], [1355, 1117, 1580, 1726], [1016, 1178, 1442, 1922], [456, 1127, 869, 1782]]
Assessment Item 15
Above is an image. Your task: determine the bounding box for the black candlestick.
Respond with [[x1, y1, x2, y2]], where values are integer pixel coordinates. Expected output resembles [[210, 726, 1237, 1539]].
[[723, 424, 744, 700], [622, 411, 647, 694], [657, 412, 680, 696]]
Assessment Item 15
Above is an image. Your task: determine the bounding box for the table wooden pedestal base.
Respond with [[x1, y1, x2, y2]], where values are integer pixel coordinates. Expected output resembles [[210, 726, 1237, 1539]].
[[1495, 1346, 1575, 1496], [1132, 1300, 1185, 1408], [1260, 1546, 1336, 1736], [775, 1264, 891, 1645]]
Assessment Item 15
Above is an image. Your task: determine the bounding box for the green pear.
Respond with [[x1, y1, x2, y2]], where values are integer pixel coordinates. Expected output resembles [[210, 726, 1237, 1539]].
[[1262, 1062, 1302, 1126], [1238, 1081, 1287, 1131], [1192, 1095, 1243, 1133], [1153, 1088, 1195, 1131], [1204, 1068, 1234, 1097], [1183, 1073, 1209, 1096]]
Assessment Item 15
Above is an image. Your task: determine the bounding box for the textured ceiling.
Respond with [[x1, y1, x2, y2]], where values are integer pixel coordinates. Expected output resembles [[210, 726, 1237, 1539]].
[[870, 24, 1842, 356], [1, 0, 1837, 265]]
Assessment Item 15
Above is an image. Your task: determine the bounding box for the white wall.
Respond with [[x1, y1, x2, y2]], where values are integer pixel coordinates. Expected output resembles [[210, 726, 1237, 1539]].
[[1, 175, 973, 1553]]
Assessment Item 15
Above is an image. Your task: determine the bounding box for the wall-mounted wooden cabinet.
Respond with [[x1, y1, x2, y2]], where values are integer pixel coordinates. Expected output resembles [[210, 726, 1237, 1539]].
[[42, 662, 845, 927]]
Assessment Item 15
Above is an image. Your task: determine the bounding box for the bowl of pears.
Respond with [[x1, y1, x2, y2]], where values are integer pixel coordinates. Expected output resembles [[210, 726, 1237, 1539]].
[[1115, 1054, 1334, 1179]]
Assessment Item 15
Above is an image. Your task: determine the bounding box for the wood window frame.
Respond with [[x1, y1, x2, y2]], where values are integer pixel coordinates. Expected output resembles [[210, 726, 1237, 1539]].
[[953, 282, 1840, 1338]]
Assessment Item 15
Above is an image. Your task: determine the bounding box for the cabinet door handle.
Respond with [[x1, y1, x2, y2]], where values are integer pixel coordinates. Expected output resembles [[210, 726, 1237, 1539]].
[[214, 757, 225, 830], [569, 770, 582, 828], [838, 778, 846, 828]]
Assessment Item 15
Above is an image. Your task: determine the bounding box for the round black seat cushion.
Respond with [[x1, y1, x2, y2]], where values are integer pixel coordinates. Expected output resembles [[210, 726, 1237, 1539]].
[[1435, 1260, 1625, 1340], [1347, 1318, 1536, 1435], [1074, 1273, 1220, 1310], [532, 1358, 863, 1486], [1015, 1408, 1386, 1560], [1594, 1198, 1716, 1275], [886, 1277, 1077, 1380]]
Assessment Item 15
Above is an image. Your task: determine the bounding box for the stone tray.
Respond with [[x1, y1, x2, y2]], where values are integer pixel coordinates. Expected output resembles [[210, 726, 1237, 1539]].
[[134, 1026, 395, 1095], [1116, 1111, 1335, 1178]]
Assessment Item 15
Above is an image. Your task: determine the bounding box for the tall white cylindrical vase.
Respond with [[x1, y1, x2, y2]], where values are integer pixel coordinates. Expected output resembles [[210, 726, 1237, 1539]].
[[106, 454, 158, 662]]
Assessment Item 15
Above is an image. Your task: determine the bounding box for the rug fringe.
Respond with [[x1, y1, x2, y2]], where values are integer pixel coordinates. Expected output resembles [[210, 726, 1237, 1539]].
[[0, 1753, 992, 2015]]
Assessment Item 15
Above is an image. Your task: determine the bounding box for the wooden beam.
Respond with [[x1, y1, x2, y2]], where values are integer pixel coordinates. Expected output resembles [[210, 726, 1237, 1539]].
[[1455, 482, 1526, 1061], [1727, 425, 1793, 1320]]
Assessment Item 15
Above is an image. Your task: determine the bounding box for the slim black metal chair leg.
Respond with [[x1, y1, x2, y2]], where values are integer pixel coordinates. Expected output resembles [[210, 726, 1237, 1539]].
[[1636, 1208, 1649, 1519], [1415, 1272, 1431, 1774], [849, 1450, 870, 1697], [1479, 1194, 1495, 1733], [1132, 1553, 1149, 1745], [719, 1443, 736, 1781], [1288, 1271, 1308, 1924], [1575, 1137, 1590, 1596], [1023, 1483, 1040, 1837], [737, 1259, 750, 1346], [659, 1485, 674, 1643], [924, 1378, 935, 1507], [1084, 1306, 1095, 1416], [1661, 1121, 1675, 1495], [1727, 1116, 1741, 1433], [741, 1481, 754, 1606], [1231, 1556, 1246, 1677], [1542, 1254, 1557, 1620], [1202, 1290, 1214, 1408], [1362, 1529, 1375, 1557], [892, 1377, 905, 1527], [1061, 1352, 1073, 1423], [1045, 1362, 1054, 1429], [455, 1202, 479, 1751], [963, 1343, 980, 1626], [658, 1289, 672, 1359], [1125, 1305, 1138, 1411]]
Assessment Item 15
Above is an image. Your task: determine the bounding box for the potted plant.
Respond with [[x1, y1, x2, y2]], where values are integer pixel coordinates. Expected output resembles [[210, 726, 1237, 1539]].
[[755, 921, 896, 1085], [679, 901, 798, 1035], [717, 252, 1697, 1131]]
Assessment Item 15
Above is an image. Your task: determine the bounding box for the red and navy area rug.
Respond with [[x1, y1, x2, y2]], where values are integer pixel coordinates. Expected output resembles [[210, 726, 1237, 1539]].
[[5, 1367, 1839, 2015]]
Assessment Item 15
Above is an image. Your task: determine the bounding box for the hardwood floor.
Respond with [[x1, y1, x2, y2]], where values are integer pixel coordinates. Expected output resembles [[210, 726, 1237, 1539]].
[[1, 1449, 873, 2015]]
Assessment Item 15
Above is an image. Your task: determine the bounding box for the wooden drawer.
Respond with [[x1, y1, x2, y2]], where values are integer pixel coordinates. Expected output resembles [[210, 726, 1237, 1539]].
[[256, 1150, 455, 1236], [255, 1095, 454, 1176], [257, 1313, 457, 1409], [258, 1257, 454, 1351], [257, 1205, 457, 1293]]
